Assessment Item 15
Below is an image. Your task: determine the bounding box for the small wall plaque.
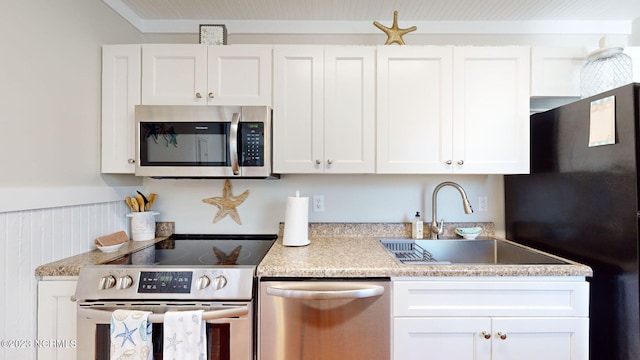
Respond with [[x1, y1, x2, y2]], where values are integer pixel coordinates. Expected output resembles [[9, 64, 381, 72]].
[[199, 24, 227, 45]]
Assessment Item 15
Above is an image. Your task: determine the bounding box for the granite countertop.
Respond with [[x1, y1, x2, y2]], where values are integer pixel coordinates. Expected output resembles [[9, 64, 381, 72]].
[[35, 223, 592, 279], [35, 236, 170, 277], [256, 223, 593, 278]]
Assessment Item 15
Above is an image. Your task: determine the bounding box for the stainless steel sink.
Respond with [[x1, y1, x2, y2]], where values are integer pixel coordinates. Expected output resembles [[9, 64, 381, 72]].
[[380, 238, 569, 265]]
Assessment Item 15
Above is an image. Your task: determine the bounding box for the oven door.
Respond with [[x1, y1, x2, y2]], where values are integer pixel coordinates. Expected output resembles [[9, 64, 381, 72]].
[[77, 301, 252, 360]]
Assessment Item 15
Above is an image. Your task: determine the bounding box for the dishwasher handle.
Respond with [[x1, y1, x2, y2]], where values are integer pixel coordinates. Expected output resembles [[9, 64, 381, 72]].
[[266, 283, 385, 300]]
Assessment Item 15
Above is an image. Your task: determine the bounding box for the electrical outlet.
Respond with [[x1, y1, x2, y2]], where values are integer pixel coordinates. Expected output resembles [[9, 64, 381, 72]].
[[313, 195, 325, 212], [478, 196, 488, 212]]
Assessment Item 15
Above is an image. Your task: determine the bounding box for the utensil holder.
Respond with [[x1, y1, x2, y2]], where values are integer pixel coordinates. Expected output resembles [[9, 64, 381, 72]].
[[127, 211, 159, 241]]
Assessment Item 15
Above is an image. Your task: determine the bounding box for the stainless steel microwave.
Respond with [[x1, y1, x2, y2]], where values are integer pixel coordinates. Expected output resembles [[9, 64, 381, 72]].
[[135, 105, 276, 178]]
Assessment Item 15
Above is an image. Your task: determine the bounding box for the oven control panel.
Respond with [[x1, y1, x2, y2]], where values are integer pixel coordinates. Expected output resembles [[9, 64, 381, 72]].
[[75, 266, 256, 300], [137, 271, 193, 293]]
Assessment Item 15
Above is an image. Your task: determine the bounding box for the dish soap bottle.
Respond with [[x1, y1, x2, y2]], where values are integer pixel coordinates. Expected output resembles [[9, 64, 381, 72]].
[[412, 211, 424, 239]]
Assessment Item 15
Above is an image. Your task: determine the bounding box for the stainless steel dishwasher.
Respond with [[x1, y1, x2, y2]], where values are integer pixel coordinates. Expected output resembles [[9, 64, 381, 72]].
[[258, 279, 390, 360]]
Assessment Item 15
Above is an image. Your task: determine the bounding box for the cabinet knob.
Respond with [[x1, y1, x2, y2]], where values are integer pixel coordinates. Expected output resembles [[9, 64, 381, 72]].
[[481, 331, 491, 340], [127, 158, 135, 164], [327, 159, 333, 165], [208, 92, 214, 98], [498, 332, 507, 340], [457, 160, 464, 165], [315, 160, 321, 165], [195, 92, 202, 98], [445, 160, 452, 165]]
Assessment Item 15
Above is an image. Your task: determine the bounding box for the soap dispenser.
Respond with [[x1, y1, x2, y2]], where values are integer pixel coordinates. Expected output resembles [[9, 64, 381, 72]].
[[412, 211, 424, 239]]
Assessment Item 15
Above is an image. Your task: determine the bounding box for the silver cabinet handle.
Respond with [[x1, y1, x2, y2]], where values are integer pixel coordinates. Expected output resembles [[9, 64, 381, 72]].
[[266, 284, 384, 300], [315, 160, 321, 165], [208, 92, 214, 98], [195, 92, 202, 98], [327, 159, 333, 165], [497, 332, 508, 340], [457, 160, 464, 165], [481, 331, 491, 340], [445, 160, 452, 165], [229, 112, 241, 176], [127, 159, 135, 164]]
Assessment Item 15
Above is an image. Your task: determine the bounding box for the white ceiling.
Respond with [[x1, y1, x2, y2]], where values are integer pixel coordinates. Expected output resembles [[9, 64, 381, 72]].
[[104, 0, 640, 35]]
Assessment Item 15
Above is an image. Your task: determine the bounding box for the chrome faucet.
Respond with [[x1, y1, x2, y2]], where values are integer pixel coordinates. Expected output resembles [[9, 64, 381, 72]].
[[430, 181, 474, 239]]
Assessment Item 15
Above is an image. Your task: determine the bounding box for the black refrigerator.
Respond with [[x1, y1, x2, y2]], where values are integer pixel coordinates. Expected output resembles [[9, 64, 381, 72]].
[[505, 83, 640, 360]]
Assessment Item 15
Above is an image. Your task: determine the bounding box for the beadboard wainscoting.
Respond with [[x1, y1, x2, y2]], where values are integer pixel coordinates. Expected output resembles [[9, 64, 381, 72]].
[[0, 200, 128, 360]]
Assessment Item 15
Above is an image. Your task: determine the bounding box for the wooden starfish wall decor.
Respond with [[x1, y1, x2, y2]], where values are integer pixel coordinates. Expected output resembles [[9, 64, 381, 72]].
[[202, 179, 249, 225], [373, 10, 417, 45]]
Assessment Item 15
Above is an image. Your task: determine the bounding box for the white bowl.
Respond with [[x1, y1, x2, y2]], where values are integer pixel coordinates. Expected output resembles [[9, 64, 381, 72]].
[[96, 243, 125, 253], [455, 227, 482, 240]]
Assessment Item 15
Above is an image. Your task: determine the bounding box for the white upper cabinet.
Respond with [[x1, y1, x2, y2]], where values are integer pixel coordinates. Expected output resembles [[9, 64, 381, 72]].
[[273, 45, 375, 173], [376, 46, 454, 174], [531, 47, 588, 97], [207, 45, 272, 105], [101, 44, 140, 174], [141, 44, 272, 106], [453, 46, 530, 174], [377, 46, 530, 174]]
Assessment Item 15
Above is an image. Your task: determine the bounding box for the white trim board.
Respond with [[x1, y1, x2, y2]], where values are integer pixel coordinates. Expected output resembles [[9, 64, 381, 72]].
[[0, 186, 140, 212]]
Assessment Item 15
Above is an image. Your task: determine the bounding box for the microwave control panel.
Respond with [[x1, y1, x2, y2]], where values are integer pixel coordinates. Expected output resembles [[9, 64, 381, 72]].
[[240, 122, 264, 167]]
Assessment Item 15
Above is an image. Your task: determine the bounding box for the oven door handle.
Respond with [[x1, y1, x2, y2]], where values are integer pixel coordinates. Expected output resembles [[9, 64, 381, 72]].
[[80, 306, 248, 323], [266, 284, 384, 300]]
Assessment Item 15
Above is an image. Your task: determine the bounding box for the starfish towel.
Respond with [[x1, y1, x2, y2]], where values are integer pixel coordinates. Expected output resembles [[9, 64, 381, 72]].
[[163, 310, 206, 360], [110, 309, 152, 360]]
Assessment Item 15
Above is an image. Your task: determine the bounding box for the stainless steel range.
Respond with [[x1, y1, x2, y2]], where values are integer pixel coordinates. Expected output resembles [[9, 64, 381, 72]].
[[74, 234, 276, 360]]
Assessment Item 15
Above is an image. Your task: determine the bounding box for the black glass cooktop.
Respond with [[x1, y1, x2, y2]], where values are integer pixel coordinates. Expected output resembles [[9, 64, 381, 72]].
[[120, 234, 277, 266]]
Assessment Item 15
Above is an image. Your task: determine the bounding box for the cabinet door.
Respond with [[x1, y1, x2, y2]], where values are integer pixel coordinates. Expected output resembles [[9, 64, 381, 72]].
[[491, 317, 589, 360], [37, 280, 78, 360], [377, 46, 453, 173], [324, 46, 376, 173], [141, 44, 207, 105], [531, 47, 587, 97], [101, 44, 140, 174], [453, 47, 530, 174], [394, 317, 491, 360], [207, 45, 272, 106], [273, 46, 324, 173]]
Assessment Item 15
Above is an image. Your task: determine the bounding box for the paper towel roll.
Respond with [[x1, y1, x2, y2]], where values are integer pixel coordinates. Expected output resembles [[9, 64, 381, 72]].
[[283, 192, 310, 246]]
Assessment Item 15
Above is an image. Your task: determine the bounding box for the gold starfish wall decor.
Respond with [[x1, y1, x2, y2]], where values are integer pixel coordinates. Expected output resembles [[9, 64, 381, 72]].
[[373, 10, 417, 45], [202, 179, 249, 224]]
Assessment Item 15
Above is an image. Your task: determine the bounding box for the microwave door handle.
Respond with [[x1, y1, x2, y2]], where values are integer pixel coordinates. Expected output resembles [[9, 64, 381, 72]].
[[229, 112, 241, 176], [79, 306, 248, 323]]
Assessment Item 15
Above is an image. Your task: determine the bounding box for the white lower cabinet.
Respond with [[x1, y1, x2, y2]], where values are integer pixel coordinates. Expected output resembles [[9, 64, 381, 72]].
[[37, 278, 78, 360], [392, 278, 589, 360]]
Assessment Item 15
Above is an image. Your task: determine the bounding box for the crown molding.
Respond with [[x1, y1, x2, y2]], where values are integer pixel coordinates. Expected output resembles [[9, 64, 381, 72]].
[[104, 0, 632, 36]]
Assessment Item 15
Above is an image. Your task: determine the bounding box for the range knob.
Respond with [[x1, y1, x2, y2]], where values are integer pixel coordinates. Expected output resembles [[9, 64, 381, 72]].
[[99, 275, 116, 290], [214, 275, 228, 290], [196, 275, 211, 290], [117, 275, 134, 290]]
